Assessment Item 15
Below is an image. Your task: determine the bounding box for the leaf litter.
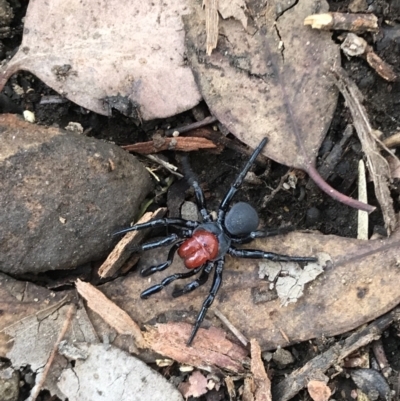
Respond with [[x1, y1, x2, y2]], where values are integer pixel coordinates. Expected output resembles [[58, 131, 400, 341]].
[[183, 0, 375, 212], [0, 0, 399, 399], [0, 0, 201, 120]]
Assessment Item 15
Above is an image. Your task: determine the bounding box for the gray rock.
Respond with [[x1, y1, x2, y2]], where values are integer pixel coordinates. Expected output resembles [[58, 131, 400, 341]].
[[0, 114, 152, 274], [0, 367, 19, 401]]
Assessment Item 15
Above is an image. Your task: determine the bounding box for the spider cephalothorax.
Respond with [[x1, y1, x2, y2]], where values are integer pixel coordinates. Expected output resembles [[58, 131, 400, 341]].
[[115, 138, 317, 345]]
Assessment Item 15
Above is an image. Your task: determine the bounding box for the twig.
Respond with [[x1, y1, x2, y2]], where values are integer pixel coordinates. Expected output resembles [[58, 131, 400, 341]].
[[27, 304, 75, 401], [272, 307, 399, 401], [357, 160, 368, 240], [318, 124, 354, 181], [304, 12, 378, 32], [372, 339, 392, 377], [122, 136, 217, 154], [383, 132, 400, 148], [341, 33, 397, 82], [165, 116, 218, 136], [262, 170, 291, 208], [214, 308, 249, 347], [145, 154, 183, 178]]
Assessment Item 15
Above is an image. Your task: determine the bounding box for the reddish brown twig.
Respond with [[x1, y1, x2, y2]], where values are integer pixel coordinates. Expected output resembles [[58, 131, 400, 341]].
[[122, 136, 216, 154]]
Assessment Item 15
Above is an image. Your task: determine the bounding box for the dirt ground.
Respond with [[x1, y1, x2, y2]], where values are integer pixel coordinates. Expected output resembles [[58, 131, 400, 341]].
[[1, 0, 400, 400]]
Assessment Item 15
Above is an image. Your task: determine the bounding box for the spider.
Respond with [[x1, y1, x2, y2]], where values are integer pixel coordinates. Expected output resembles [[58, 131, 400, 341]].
[[115, 138, 318, 345]]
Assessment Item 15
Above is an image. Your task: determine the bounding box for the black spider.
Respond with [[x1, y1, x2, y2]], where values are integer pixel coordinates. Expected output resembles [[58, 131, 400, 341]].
[[115, 138, 317, 345]]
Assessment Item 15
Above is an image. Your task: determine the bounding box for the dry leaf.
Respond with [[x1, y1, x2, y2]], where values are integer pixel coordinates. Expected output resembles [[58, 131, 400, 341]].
[[181, 0, 377, 213], [0, 0, 201, 120], [99, 229, 400, 351], [144, 322, 248, 373], [58, 343, 184, 401], [218, 0, 248, 29]]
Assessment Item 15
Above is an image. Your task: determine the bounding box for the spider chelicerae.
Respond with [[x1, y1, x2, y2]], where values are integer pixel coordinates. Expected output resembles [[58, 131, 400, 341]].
[[115, 137, 317, 345]]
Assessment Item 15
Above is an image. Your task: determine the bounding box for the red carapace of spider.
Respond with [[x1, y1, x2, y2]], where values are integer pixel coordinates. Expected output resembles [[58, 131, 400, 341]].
[[115, 138, 317, 346]]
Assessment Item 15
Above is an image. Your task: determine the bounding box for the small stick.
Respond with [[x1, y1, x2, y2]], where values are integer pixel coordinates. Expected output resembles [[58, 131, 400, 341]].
[[145, 154, 183, 179], [165, 116, 218, 136], [357, 160, 368, 240], [273, 307, 398, 401], [341, 33, 397, 82], [262, 170, 291, 208], [27, 305, 75, 401], [304, 12, 378, 32], [383, 132, 400, 148], [214, 308, 249, 346], [371, 339, 392, 377], [122, 136, 217, 154]]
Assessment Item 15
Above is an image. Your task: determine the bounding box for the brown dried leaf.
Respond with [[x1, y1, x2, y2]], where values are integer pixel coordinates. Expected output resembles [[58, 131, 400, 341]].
[[0, 274, 97, 400], [0, 0, 201, 120], [143, 322, 248, 373], [100, 229, 400, 351], [307, 380, 332, 401], [184, 1, 375, 211], [183, 0, 339, 170]]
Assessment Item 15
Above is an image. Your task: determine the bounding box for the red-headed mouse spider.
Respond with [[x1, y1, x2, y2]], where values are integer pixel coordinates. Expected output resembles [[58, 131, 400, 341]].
[[115, 138, 317, 345]]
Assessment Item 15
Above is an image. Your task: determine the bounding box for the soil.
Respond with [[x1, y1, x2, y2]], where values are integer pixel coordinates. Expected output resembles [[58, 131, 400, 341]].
[[1, 0, 400, 400]]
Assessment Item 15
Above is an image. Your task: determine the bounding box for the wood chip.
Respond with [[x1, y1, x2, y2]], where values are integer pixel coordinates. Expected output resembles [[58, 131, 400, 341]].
[[98, 208, 166, 278], [76, 280, 146, 350], [250, 339, 272, 401], [203, 0, 219, 55]]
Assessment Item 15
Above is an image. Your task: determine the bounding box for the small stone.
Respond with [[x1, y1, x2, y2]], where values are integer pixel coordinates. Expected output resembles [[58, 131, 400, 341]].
[[272, 347, 295, 368], [22, 110, 35, 123], [181, 201, 200, 221], [306, 207, 321, 225], [0, 114, 152, 274], [0, 367, 19, 401]]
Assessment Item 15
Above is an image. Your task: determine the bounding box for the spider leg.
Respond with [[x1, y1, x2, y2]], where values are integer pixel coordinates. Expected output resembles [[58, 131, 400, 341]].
[[140, 240, 185, 277], [187, 258, 225, 346], [228, 246, 318, 263], [180, 154, 212, 222], [218, 137, 268, 223], [141, 265, 203, 299], [230, 226, 296, 244], [132, 233, 180, 252], [113, 218, 199, 236], [172, 261, 214, 298]]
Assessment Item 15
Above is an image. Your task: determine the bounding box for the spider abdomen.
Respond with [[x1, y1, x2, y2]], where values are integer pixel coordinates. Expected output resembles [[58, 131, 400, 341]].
[[178, 230, 219, 269]]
